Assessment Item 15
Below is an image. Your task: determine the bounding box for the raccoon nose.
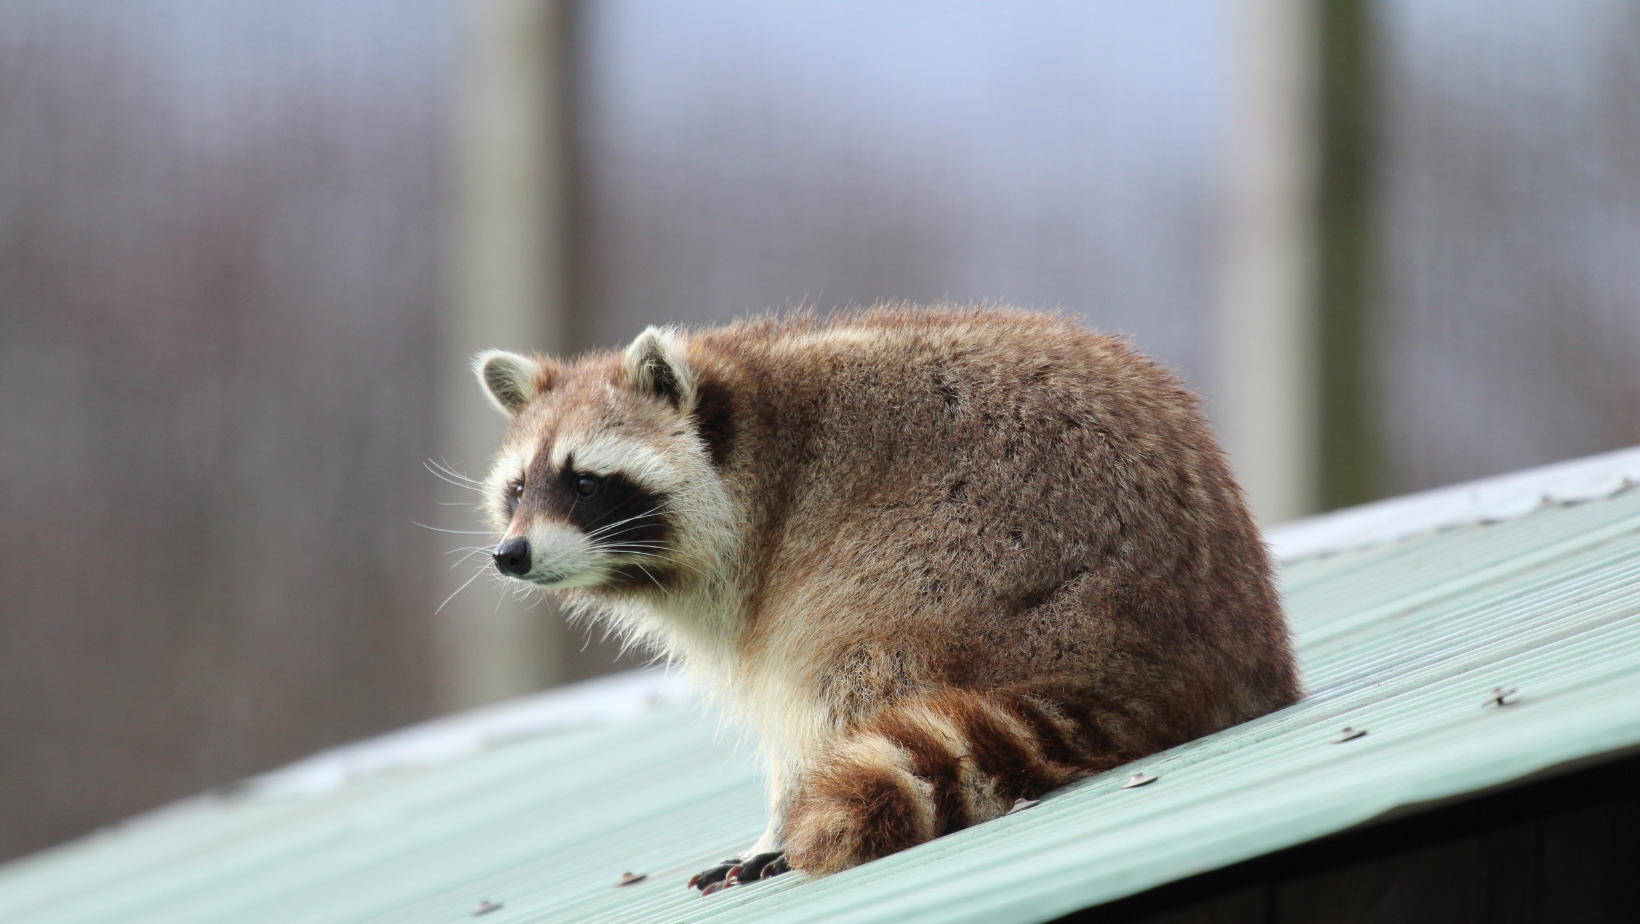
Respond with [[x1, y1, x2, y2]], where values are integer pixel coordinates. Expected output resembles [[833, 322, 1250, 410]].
[[492, 538, 531, 577]]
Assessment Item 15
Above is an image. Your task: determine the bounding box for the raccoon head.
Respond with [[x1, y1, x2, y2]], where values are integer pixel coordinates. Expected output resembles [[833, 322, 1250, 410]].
[[472, 327, 735, 596]]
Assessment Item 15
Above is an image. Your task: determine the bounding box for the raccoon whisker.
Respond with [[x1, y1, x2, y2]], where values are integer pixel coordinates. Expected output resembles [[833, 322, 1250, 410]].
[[426, 471, 480, 493], [496, 582, 520, 610], [489, 572, 534, 602], [583, 503, 666, 532], [444, 545, 494, 555], [435, 566, 489, 615], [582, 506, 668, 540], [414, 520, 493, 535], [599, 539, 675, 552], [447, 549, 491, 569], [426, 458, 486, 487], [609, 549, 672, 560], [427, 457, 481, 480], [608, 548, 698, 572], [613, 549, 708, 580], [424, 460, 484, 493], [628, 560, 669, 594], [581, 506, 646, 533], [612, 551, 684, 564], [500, 569, 547, 594]]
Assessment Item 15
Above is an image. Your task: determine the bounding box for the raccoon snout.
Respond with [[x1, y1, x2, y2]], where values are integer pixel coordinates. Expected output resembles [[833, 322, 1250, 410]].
[[492, 538, 532, 577]]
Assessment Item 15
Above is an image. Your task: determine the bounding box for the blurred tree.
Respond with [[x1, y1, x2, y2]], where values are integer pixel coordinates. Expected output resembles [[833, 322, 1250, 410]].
[[1317, 0, 1386, 510]]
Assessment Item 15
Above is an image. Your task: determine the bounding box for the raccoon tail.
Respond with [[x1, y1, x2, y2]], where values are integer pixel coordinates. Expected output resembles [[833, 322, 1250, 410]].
[[781, 686, 1149, 876]]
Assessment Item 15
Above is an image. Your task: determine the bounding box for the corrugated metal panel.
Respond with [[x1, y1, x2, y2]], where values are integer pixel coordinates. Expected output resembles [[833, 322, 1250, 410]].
[[6, 487, 1640, 924]]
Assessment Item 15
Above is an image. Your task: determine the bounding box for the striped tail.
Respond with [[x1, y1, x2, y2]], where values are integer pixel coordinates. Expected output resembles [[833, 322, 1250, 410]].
[[781, 686, 1152, 876]]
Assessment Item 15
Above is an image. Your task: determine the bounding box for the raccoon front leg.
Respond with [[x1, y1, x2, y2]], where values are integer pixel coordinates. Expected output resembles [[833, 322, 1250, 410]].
[[729, 809, 792, 884], [688, 849, 790, 895], [688, 768, 797, 894], [687, 817, 792, 895], [781, 687, 1142, 876]]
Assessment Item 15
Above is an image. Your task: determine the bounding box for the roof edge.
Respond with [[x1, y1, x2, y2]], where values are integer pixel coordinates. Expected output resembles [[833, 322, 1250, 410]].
[[1266, 444, 1640, 562]]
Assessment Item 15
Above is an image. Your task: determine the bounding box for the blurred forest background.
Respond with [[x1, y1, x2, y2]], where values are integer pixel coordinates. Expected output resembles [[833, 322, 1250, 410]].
[[2, 0, 1637, 862]]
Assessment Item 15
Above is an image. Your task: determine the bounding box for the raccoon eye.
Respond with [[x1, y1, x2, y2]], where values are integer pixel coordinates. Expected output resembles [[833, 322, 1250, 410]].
[[574, 474, 601, 499]]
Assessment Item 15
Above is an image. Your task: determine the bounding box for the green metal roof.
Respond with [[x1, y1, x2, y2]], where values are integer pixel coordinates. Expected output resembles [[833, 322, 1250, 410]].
[[7, 448, 1640, 924]]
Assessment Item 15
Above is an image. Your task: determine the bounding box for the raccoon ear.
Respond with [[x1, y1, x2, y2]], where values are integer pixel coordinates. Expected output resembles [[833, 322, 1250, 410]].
[[473, 350, 551, 416], [622, 326, 696, 413]]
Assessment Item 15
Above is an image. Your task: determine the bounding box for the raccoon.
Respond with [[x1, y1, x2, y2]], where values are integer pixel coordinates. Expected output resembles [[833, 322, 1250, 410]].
[[472, 306, 1300, 892]]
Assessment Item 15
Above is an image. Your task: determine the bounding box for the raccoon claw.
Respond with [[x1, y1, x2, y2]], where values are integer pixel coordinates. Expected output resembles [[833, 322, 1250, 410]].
[[688, 859, 738, 893], [730, 851, 789, 884], [690, 851, 789, 894]]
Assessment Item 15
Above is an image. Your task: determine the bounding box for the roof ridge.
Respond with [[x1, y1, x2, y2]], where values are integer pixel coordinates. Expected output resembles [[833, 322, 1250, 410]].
[[238, 668, 691, 800], [1266, 444, 1640, 562]]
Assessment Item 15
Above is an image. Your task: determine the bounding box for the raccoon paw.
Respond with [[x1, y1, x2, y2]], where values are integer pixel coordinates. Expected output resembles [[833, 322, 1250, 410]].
[[688, 851, 790, 895], [732, 851, 790, 884]]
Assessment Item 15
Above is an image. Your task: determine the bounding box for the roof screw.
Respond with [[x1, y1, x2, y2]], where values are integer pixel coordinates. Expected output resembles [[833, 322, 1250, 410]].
[[1331, 727, 1367, 743], [1487, 687, 1518, 707], [1121, 771, 1158, 789], [472, 900, 504, 916]]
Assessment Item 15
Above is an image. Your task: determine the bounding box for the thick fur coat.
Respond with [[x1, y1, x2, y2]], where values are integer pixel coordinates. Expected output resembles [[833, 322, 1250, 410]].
[[473, 306, 1300, 890]]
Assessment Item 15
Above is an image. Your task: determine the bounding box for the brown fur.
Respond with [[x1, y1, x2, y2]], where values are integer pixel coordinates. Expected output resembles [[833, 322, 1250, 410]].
[[473, 305, 1301, 883]]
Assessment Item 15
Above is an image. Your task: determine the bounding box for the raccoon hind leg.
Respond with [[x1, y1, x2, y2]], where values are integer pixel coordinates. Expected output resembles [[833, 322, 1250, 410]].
[[781, 688, 1136, 876]]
